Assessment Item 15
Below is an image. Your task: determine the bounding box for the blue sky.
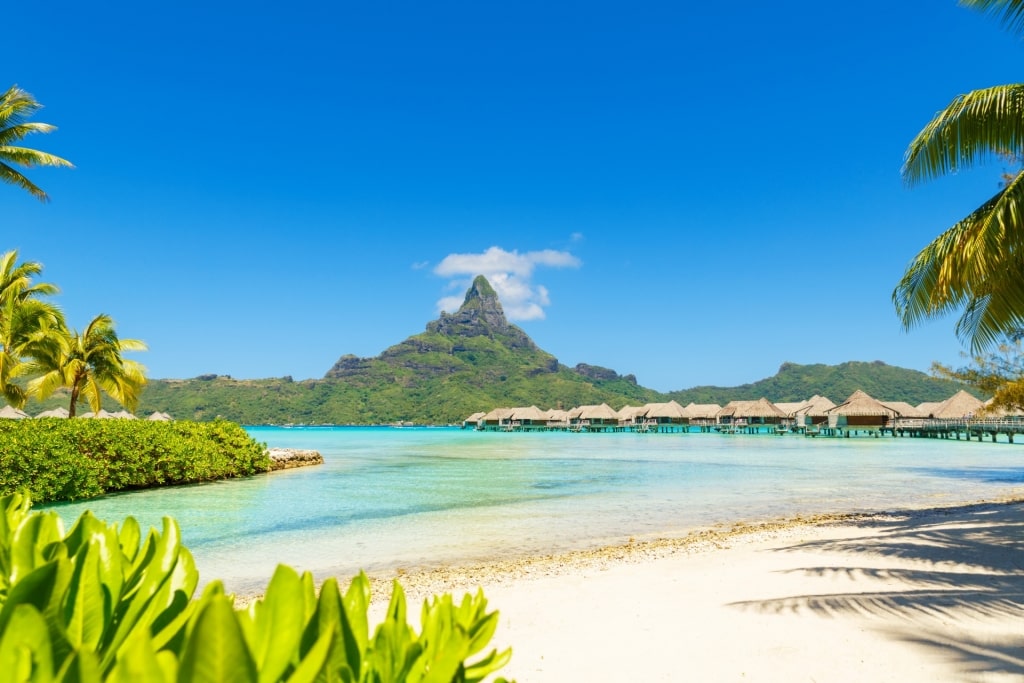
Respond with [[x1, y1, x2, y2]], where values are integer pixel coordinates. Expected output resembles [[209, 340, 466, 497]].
[[6, 1, 1023, 392]]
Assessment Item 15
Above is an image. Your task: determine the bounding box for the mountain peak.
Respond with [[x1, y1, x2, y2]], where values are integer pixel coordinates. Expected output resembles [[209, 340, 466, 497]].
[[425, 275, 536, 349]]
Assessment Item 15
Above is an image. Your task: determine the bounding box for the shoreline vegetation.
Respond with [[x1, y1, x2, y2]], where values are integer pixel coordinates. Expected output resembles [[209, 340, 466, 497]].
[[0, 419, 314, 503]]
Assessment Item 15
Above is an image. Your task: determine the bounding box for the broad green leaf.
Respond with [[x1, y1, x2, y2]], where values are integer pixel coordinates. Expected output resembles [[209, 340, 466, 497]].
[[283, 631, 332, 683], [117, 517, 141, 565], [177, 596, 257, 683], [0, 561, 59, 633], [56, 649, 103, 683], [63, 536, 108, 650], [11, 512, 63, 582], [464, 648, 512, 683], [249, 564, 304, 683], [0, 604, 54, 683], [107, 629, 174, 683]]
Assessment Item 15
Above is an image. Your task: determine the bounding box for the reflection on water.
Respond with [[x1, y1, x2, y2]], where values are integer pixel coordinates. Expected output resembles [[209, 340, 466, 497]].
[[42, 427, 1024, 594]]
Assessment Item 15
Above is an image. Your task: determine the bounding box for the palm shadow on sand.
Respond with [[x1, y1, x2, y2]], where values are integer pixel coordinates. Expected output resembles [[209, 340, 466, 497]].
[[729, 502, 1024, 679]]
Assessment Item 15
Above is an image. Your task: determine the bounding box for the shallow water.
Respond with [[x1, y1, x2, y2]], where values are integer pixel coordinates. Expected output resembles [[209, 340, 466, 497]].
[[44, 427, 1024, 593]]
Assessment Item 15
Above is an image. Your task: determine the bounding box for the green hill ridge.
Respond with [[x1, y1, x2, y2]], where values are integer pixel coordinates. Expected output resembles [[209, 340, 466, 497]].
[[24, 275, 973, 424]]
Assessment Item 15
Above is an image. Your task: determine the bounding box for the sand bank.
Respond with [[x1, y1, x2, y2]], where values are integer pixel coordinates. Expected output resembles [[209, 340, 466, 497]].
[[364, 500, 1024, 682]]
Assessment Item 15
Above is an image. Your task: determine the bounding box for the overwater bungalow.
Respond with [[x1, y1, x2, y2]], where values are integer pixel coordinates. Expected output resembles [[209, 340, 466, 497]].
[[793, 395, 836, 429], [641, 401, 688, 431], [617, 405, 647, 428], [717, 398, 785, 430], [509, 405, 547, 430], [882, 401, 927, 421], [479, 407, 514, 431], [462, 411, 486, 429], [930, 390, 985, 419], [825, 390, 897, 434], [681, 403, 722, 427], [545, 408, 570, 429], [569, 403, 620, 432]]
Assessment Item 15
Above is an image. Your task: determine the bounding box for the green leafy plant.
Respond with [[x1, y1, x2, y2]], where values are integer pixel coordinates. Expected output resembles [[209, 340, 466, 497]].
[[0, 419, 271, 502], [0, 493, 514, 682]]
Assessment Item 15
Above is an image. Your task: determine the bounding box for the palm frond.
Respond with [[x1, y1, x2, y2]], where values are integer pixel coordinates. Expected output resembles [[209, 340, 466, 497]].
[[962, 0, 1024, 35], [0, 146, 72, 169], [0, 122, 58, 145], [902, 84, 1024, 186], [0, 161, 47, 200]]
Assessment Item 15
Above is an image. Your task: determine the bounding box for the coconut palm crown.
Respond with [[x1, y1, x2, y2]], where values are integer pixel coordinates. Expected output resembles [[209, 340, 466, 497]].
[[0, 250, 62, 407], [894, 0, 1024, 351], [0, 84, 73, 202], [25, 314, 147, 417]]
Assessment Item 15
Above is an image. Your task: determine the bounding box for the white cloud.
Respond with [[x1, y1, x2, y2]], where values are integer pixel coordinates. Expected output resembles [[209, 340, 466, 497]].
[[433, 246, 580, 321]]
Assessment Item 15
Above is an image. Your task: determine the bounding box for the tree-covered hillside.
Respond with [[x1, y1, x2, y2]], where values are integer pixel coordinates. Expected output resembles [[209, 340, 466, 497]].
[[667, 360, 978, 406]]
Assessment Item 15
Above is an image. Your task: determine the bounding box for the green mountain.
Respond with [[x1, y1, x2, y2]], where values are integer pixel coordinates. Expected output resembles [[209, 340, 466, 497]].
[[39, 276, 972, 424], [133, 276, 661, 424], [666, 360, 977, 406]]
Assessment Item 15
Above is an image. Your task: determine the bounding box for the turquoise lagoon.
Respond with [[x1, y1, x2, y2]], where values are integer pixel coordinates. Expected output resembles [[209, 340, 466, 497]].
[[45, 427, 1024, 594]]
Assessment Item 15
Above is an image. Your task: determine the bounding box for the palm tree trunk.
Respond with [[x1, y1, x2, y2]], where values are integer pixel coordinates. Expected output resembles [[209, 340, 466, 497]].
[[67, 380, 80, 418]]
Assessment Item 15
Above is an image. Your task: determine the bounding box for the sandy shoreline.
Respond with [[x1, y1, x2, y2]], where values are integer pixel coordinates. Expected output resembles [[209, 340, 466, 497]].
[[346, 498, 1024, 681]]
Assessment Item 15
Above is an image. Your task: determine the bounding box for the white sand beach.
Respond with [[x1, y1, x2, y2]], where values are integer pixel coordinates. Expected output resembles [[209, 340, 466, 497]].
[[369, 501, 1024, 682]]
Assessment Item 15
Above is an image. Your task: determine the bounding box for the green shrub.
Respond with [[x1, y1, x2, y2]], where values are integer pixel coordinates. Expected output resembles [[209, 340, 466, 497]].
[[0, 419, 270, 503], [0, 493, 514, 682]]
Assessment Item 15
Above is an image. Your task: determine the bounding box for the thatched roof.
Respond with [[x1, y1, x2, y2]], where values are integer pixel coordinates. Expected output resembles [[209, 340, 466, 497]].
[[717, 398, 785, 419], [827, 390, 896, 417], [146, 411, 173, 421], [510, 405, 546, 421], [773, 402, 806, 417], [881, 401, 926, 418], [794, 395, 836, 417], [0, 405, 29, 419], [464, 411, 486, 423], [79, 409, 117, 419], [915, 401, 942, 417], [931, 390, 985, 419], [643, 401, 687, 419], [545, 409, 568, 420], [577, 403, 619, 420], [980, 397, 1020, 417], [110, 410, 137, 420], [37, 407, 70, 418], [617, 405, 646, 420], [480, 408, 514, 422], [682, 403, 721, 419]]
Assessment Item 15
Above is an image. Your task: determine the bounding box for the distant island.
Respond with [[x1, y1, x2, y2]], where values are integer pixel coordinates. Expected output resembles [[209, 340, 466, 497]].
[[22, 275, 976, 424]]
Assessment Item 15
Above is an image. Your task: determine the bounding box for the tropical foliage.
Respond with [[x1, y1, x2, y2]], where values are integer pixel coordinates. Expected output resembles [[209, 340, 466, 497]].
[[932, 334, 1024, 414], [0, 419, 269, 502], [894, 0, 1024, 351], [0, 250, 146, 415], [0, 84, 73, 201], [23, 313, 147, 417], [0, 493, 514, 682], [0, 250, 61, 407]]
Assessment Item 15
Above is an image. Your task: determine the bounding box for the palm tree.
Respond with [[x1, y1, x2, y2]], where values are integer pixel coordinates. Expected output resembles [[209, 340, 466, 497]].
[[894, 0, 1024, 351], [0, 84, 73, 202], [0, 250, 62, 407], [25, 314, 147, 417]]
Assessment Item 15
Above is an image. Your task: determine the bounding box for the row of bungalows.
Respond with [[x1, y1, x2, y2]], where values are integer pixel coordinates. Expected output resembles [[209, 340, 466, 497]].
[[463, 389, 1008, 435]]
